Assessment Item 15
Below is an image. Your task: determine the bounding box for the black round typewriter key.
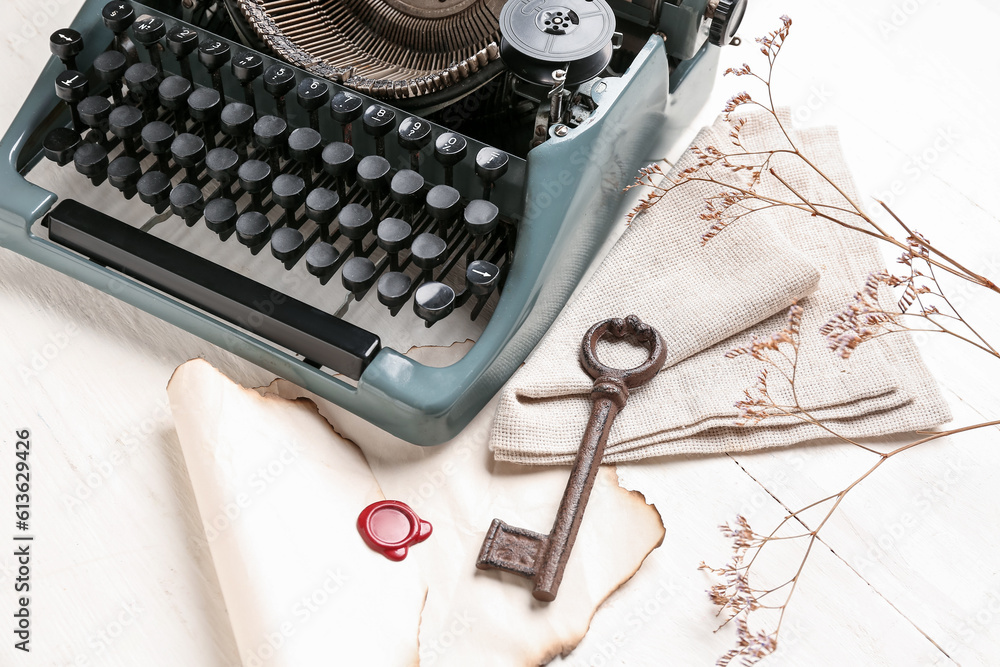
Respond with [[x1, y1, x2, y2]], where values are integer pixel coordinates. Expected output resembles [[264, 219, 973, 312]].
[[187, 86, 222, 119], [94, 50, 128, 103], [124, 62, 161, 118], [305, 187, 341, 230], [253, 115, 289, 151], [124, 62, 160, 93], [342, 257, 377, 295], [475, 147, 509, 200], [398, 116, 432, 152], [107, 155, 141, 196], [102, 2, 136, 35], [199, 40, 231, 97], [330, 91, 363, 144], [338, 204, 374, 250], [171, 133, 206, 165], [270, 227, 305, 263], [410, 232, 447, 270], [232, 51, 264, 83], [166, 25, 199, 58], [463, 199, 500, 236], [137, 170, 172, 212], [142, 122, 174, 173], [413, 282, 456, 326], [140, 120, 174, 167], [43, 127, 81, 166], [434, 132, 468, 186], [271, 173, 306, 213], [108, 105, 143, 154], [297, 78, 330, 130], [434, 132, 467, 163], [398, 116, 432, 171], [171, 133, 206, 181], [376, 217, 412, 255], [389, 169, 425, 220], [170, 183, 205, 226], [133, 15, 166, 72], [206, 147, 239, 185], [132, 15, 165, 45], [466, 259, 500, 296], [187, 86, 222, 144], [236, 211, 271, 247], [263, 65, 295, 98], [363, 104, 396, 157], [78, 96, 113, 133], [73, 142, 108, 184], [288, 127, 322, 188], [237, 159, 272, 194], [220, 102, 255, 151], [357, 155, 391, 219], [321, 142, 356, 197], [166, 25, 199, 79], [158, 75, 192, 110], [425, 184, 462, 227], [198, 40, 231, 70], [377, 272, 413, 310], [159, 75, 193, 131], [56, 70, 89, 103], [305, 242, 340, 279], [204, 197, 238, 234], [362, 105, 396, 135], [50, 29, 83, 70], [232, 51, 264, 107], [357, 155, 391, 195], [263, 64, 296, 118], [288, 127, 323, 166], [297, 78, 330, 111]]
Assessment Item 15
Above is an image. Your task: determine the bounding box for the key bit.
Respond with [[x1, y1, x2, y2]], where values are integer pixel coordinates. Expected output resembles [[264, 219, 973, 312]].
[[476, 315, 667, 601]]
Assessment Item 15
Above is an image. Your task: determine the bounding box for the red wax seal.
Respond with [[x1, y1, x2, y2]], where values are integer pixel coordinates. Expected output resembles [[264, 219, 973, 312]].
[[357, 500, 432, 561]]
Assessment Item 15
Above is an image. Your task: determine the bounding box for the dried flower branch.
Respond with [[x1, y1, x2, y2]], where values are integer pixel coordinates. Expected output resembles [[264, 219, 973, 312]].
[[628, 15, 1000, 665]]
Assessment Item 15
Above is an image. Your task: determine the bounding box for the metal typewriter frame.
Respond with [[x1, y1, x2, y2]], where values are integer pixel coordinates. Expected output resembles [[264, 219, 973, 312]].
[[0, 0, 719, 445]]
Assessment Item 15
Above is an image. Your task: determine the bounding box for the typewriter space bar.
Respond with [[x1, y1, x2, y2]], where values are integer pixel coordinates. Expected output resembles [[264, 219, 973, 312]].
[[47, 200, 381, 380]]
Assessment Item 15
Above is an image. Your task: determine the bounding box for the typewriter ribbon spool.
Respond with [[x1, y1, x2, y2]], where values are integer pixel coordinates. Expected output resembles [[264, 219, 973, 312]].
[[499, 0, 617, 87]]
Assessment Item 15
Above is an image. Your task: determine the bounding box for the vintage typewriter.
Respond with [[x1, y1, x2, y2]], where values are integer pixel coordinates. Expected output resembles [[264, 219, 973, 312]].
[[0, 0, 745, 444]]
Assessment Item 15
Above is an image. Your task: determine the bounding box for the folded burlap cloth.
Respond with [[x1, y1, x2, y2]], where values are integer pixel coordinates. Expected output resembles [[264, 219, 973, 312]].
[[490, 110, 952, 464]]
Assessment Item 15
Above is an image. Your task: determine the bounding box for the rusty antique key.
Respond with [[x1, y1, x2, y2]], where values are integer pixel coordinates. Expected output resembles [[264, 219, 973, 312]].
[[477, 315, 667, 601]]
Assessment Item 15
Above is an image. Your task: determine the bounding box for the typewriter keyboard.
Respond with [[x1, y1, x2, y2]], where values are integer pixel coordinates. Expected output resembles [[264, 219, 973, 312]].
[[32, 2, 525, 378]]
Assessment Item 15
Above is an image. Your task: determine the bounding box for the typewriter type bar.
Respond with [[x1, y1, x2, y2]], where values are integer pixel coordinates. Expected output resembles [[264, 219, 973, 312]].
[[47, 199, 381, 379]]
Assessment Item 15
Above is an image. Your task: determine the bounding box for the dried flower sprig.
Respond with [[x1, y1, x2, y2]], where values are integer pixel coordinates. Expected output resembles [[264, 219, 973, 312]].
[[627, 15, 1000, 665]]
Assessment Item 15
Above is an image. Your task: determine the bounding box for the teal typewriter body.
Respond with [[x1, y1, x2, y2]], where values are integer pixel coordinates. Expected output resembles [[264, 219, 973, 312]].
[[0, 0, 743, 444]]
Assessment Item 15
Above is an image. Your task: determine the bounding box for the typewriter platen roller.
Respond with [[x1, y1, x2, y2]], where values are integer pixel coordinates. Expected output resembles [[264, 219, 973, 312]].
[[0, 0, 746, 445]]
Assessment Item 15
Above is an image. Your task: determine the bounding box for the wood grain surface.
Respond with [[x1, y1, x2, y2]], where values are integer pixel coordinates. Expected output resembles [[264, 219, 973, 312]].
[[0, 0, 998, 665]]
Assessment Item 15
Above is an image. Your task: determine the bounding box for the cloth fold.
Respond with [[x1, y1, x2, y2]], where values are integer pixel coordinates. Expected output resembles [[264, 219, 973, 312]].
[[489, 111, 951, 465]]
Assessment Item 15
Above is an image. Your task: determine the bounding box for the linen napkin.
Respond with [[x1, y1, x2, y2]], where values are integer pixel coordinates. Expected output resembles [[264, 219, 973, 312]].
[[490, 110, 952, 464]]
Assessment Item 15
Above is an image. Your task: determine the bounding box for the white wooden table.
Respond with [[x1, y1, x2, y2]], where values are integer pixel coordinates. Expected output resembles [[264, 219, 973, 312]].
[[1, 1, 998, 665]]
